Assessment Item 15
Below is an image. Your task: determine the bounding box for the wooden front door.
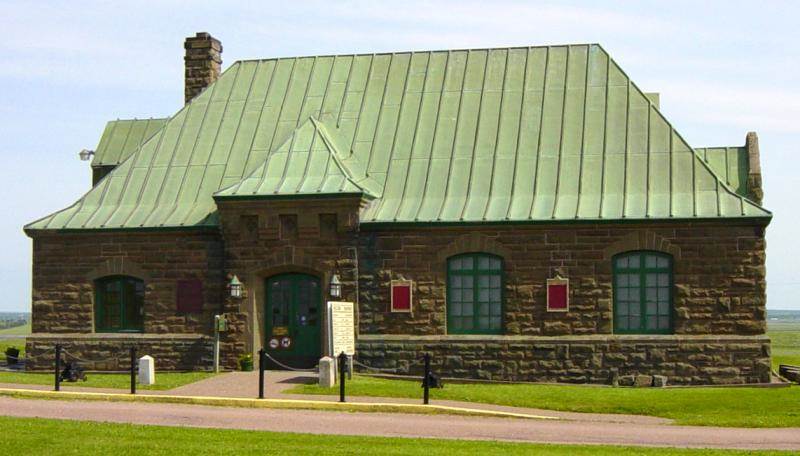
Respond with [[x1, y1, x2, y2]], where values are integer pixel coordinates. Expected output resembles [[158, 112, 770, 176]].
[[265, 273, 322, 368]]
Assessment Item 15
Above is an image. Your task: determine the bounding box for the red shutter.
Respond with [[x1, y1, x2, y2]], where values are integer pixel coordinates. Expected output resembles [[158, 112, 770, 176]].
[[390, 281, 413, 312], [177, 279, 203, 313], [546, 278, 569, 312]]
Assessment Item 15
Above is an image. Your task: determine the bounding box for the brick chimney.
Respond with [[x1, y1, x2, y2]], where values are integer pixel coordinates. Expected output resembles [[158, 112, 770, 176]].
[[746, 131, 763, 204], [184, 32, 222, 103]]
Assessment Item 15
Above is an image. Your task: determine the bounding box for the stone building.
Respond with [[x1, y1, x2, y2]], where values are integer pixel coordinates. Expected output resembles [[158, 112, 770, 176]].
[[25, 33, 772, 385]]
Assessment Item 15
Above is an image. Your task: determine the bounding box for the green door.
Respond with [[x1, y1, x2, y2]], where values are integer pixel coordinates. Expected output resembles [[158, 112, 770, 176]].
[[265, 274, 322, 368]]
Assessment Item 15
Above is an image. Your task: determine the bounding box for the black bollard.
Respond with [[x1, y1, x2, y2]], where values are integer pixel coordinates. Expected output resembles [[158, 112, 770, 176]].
[[54, 344, 62, 392], [423, 352, 431, 405], [258, 349, 265, 399], [130, 346, 137, 395], [338, 351, 347, 403]]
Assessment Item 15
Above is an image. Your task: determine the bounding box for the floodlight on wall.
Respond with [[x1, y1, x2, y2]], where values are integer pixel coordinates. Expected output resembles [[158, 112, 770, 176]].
[[78, 149, 95, 161], [329, 274, 342, 298], [228, 275, 243, 298]]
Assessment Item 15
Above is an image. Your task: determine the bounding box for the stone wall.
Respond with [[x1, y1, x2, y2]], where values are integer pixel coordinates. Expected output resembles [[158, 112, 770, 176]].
[[29, 230, 225, 335], [25, 334, 213, 371], [356, 334, 772, 385], [215, 196, 364, 365], [358, 222, 767, 338]]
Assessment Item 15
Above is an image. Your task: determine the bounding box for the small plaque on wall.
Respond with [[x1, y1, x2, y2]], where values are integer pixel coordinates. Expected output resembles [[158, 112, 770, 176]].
[[546, 278, 569, 312], [177, 279, 203, 313], [390, 280, 413, 313]]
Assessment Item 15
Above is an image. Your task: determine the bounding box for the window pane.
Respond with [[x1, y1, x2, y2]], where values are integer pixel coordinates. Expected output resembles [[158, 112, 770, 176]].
[[478, 302, 489, 316], [450, 275, 461, 288], [629, 274, 640, 287], [461, 276, 473, 288], [646, 288, 656, 302], [478, 276, 489, 288], [478, 256, 490, 270], [658, 273, 669, 287], [490, 275, 500, 287], [645, 255, 658, 268], [628, 255, 640, 268], [646, 273, 657, 287], [462, 288, 473, 303], [461, 256, 473, 270], [658, 301, 670, 315], [478, 316, 489, 328], [616, 315, 628, 329], [490, 316, 501, 329], [478, 289, 489, 302], [490, 301, 502, 316], [616, 275, 629, 287], [617, 301, 628, 316], [647, 315, 657, 329], [629, 303, 640, 316], [462, 303, 473, 316], [490, 288, 501, 302], [628, 316, 641, 329], [646, 301, 657, 315], [461, 316, 473, 329], [658, 316, 670, 329], [450, 258, 462, 270], [616, 257, 628, 268], [657, 257, 669, 268], [489, 258, 501, 270]]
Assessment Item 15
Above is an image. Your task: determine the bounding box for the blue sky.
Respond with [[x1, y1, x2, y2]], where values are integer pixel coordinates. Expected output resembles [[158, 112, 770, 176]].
[[1, 1, 798, 311]]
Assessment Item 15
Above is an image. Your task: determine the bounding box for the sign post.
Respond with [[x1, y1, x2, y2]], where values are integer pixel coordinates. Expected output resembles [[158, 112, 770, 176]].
[[213, 314, 228, 373], [327, 301, 355, 378]]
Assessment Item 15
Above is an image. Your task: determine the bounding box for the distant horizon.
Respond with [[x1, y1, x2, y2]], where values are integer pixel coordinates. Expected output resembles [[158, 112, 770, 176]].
[[2, 1, 798, 311]]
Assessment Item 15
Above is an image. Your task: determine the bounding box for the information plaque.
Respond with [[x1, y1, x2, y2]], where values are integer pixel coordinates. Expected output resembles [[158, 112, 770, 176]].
[[328, 301, 355, 356]]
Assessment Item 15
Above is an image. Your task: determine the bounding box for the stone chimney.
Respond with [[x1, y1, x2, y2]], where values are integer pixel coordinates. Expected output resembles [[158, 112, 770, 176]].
[[745, 131, 763, 204], [184, 32, 222, 103]]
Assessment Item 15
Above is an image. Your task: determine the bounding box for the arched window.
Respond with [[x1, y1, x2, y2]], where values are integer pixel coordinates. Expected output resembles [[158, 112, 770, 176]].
[[447, 253, 503, 334], [613, 251, 673, 334], [95, 276, 144, 332]]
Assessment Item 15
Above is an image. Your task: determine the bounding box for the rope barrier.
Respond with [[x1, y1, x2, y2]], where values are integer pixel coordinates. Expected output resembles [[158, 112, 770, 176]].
[[262, 353, 318, 372]]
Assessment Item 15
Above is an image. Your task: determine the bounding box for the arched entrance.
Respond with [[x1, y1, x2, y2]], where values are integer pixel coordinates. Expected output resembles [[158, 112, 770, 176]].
[[264, 273, 322, 368]]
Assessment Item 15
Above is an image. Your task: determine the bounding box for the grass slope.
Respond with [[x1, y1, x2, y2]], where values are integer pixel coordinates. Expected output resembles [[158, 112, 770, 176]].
[[0, 416, 793, 456], [0, 372, 215, 391], [769, 324, 800, 370], [288, 375, 800, 428], [0, 322, 31, 335]]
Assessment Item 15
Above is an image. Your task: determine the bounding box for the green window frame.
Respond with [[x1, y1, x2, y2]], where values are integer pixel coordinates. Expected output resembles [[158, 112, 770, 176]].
[[612, 251, 673, 334], [95, 275, 144, 333], [447, 253, 504, 334]]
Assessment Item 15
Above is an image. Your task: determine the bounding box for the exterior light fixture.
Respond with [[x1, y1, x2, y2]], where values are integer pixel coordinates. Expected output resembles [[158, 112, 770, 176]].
[[229, 275, 243, 298], [329, 274, 342, 298], [78, 149, 95, 161]]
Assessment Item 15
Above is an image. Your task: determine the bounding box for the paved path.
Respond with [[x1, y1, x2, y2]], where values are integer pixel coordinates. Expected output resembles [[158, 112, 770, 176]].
[[1, 396, 799, 450]]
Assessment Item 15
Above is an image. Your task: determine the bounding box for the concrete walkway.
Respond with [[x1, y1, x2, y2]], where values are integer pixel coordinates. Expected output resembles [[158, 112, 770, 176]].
[[2, 395, 800, 450], [2, 371, 799, 450]]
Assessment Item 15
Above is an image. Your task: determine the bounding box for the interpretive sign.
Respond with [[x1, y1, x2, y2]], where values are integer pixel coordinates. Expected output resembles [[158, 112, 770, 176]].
[[328, 301, 355, 356], [546, 277, 569, 312]]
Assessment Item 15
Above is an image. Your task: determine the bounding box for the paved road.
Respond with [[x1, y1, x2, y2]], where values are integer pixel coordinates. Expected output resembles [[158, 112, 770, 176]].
[[1, 396, 799, 450]]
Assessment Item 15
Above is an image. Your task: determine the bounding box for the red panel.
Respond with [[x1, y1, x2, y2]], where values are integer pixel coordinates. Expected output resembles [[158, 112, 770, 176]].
[[391, 283, 412, 312], [177, 279, 203, 313], [548, 284, 568, 310]]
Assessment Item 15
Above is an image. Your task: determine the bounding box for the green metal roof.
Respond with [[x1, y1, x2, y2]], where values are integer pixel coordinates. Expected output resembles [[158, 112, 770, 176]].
[[91, 118, 168, 167], [214, 116, 381, 199], [696, 146, 749, 198], [26, 44, 770, 232]]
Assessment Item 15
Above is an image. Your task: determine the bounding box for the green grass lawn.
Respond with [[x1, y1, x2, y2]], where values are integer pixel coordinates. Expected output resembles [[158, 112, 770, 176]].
[[287, 375, 800, 428], [0, 322, 31, 335], [0, 371, 215, 391], [0, 416, 792, 456], [768, 323, 800, 370]]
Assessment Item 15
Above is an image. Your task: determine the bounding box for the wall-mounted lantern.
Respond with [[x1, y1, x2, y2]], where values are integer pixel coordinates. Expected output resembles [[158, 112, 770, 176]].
[[78, 149, 95, 161], [228, 275, 243, 298], [329, 274, 342, 299]]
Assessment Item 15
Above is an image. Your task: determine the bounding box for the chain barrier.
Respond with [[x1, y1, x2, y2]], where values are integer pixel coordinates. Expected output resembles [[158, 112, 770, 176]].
[[62, 350, 121, 365], [262, 353, 318, 372], [352, 357, 422, 374]]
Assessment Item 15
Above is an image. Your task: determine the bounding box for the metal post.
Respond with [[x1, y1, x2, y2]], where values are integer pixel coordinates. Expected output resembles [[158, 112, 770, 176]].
[[338, 351, 347, 403], [213, 315, 221, 373], [423, 352, 431, 405], [54, 344, 61, 392], [258, 349, 265, 399], [130, 346, 137, 395]]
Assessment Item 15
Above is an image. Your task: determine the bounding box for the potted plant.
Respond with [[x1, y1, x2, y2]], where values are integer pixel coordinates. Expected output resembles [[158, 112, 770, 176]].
[[238, 353, 253, 372], [4, 347, 20, 365]]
